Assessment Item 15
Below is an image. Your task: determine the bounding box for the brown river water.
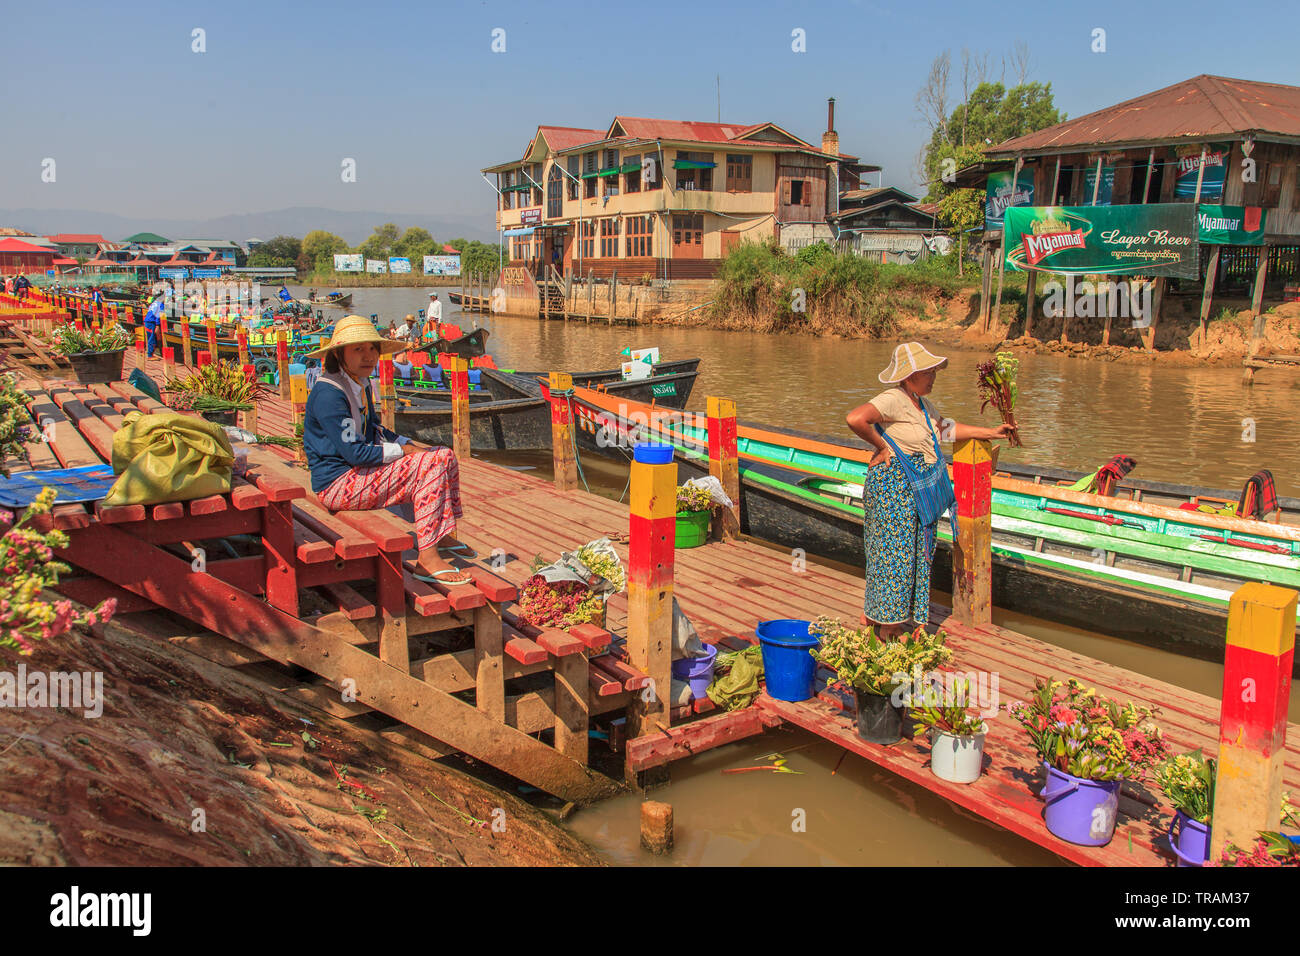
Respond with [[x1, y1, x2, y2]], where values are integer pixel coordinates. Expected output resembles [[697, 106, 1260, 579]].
[[302, 286, 1300, 865]]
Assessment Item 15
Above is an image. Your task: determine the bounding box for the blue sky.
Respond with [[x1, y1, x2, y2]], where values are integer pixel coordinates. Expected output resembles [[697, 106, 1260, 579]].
[[3, 0, 1297, 231]]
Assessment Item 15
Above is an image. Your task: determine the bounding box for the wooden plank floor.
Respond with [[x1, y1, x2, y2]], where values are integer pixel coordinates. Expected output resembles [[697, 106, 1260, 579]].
[[129, 355, 1300, 867]]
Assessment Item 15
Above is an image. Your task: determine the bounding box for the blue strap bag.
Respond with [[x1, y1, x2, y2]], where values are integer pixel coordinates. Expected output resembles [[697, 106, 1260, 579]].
[[873, 402, 956, 558]]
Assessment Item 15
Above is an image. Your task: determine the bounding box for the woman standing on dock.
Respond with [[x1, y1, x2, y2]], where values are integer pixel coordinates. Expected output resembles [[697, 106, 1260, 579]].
[[303, 315, 463, 560], [846, 343, 1014, 638]]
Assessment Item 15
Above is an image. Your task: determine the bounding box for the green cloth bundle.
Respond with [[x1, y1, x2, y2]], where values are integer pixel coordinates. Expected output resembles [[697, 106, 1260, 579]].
[[103, 411, 234, 507]]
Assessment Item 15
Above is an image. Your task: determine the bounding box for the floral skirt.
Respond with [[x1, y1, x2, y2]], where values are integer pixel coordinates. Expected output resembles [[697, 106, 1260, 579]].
[[318, 448, 462, 550], [863, 452, 934, 627]]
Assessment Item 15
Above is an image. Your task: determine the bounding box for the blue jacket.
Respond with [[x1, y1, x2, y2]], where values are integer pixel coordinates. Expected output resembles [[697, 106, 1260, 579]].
[[303, 375, 408, 492], [143, 300, 164, 329]]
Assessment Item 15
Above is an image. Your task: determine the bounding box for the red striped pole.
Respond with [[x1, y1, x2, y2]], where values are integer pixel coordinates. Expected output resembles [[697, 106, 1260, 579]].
[[134, 326, 145, 369], [181, 321, 193, 368], [449, 356, 470, 460], [276, 331, 290, 400], [625, 445, 676, 756], [951, 438, 993, 625], [196, 350, 212, 368], [241, 363, 259, 433], [379, 355, 395, 431], [236, 327, 249, 367], [162, 346, 174, 379], [1211, 583, 1296, 861], [706, 396, 740, 539], [548, 371, 577, 491], [205, 317, 218, 360]]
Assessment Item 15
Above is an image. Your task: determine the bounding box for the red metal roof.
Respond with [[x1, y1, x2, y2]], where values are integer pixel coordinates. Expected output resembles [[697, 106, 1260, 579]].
[[52, 257, 78, 266], [159, 255, 195, 266], [47, 233, 106, 244], [992, 75, 1300, 155], [84, 257, 120, 267], [610, 116, 784, 144], [0, 239, 55, 254], [536, 126, 606, 152]]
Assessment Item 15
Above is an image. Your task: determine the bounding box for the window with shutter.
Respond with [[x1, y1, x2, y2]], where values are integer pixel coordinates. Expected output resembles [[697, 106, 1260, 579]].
[[1263, 161, 1283, 207]]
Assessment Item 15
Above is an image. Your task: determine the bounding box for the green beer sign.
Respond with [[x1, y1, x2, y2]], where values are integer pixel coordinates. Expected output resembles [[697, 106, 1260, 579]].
[[651, 382, 677, 398], [1197, 205, 1266, 245], [1003, 204, 1198, 279]]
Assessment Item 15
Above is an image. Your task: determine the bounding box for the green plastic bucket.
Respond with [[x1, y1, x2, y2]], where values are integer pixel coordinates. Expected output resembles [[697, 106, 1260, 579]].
[[675, 509, 710, 548]]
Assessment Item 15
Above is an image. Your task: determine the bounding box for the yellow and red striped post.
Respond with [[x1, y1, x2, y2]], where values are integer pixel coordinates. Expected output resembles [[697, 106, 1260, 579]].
[[951, 438, 993, 625], [706, 396, 740, 539], [625, 445, 677, 758], [241, 363, 259, 433], [379, 355, 396, 431], [196, 350, 212, 368], [73, 309, 84, 333], [548, 371, 577, 491], [236, 327, 249, 367], [449, 356, 470, 460], [162, 345, 174, 379], [110, 303, 119, 326], [1210, 583, 1297, 861], [290, 370, 308, 464], [134, 326, 146, 370], [205, 317, 218, 360], [276, 331, 290, 400], [181, 320, 193, 368]]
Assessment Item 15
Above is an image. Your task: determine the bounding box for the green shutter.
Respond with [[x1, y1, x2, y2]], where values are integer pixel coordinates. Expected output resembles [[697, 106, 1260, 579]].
[[620, 160, 641, 173], [672, 160, 717, 170]]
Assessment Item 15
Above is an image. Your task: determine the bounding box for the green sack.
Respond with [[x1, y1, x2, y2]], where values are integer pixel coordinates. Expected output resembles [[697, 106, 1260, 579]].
[[103, 411, 234, 507]]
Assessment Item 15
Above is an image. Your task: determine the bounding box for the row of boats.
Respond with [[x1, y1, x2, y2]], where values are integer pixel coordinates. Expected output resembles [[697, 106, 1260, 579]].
[[393, 355, 1300, 663]]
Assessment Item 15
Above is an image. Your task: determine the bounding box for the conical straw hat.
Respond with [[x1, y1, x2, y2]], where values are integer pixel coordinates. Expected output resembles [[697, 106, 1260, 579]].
[[879, 341, 948, 384], [305, 315, 408, 359]]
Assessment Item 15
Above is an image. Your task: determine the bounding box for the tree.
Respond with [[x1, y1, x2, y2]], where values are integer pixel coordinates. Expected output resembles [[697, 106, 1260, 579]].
[[393, 227, 436, 267], [445, 238, 499, 278], [357, 223, 401, 263], [300, 230, 348, 272]]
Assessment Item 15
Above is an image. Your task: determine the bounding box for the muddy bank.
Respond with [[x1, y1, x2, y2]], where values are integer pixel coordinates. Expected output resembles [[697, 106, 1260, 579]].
[[0, 611, 604, 866]]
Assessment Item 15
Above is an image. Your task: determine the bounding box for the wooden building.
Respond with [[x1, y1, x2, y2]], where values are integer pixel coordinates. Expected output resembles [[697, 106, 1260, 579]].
[[960, 74, 1300, 344], [0, 238, 55, 275], [828, 186, 945, 262], [483, 99, 878, 283]]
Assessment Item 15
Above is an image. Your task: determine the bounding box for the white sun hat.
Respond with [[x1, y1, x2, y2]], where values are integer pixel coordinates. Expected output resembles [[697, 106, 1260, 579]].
[[878, 342, 949, 384]]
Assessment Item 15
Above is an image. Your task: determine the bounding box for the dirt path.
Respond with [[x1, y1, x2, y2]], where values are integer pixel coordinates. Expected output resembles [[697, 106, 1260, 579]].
[[0, 613, 605, 867]]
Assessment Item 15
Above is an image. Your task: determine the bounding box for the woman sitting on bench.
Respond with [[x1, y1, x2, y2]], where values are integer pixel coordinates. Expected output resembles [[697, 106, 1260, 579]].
[[303, 315, 463, 559]]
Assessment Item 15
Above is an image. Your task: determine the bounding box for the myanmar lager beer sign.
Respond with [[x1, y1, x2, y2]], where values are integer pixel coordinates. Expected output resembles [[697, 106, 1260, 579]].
[[1196, 204, 1266, 246], [984, 169, 1034, 229], [1175, 144, 1229, 200], [1003, 204, 1198, 279]]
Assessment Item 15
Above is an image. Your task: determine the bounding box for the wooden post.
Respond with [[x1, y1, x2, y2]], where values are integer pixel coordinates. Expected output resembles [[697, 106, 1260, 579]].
[[1060, 274, 1075, 343], [1142, 147, 1155, 203], [449, 356, 470, 460], [196, 350, 212, 368], [205, 317, 218, 361], [181, 321, 193, 369], [1143, 277, 1165, 352], [276, 331, 290, 400], [378, 355, 395, 431], [548, 371, 578, 491], [236, 328, 249, 367], [240, 364, 259, 433], [640, 800, 673, 854], [625, 450, 676, 761], [991, 156, 1021, 335], [162, 346, 174, 379], [951, 438, 993, 626], [1209, 582, 1296, 863], [1090, 155, 1103, 205], [977, 246, 993, 330], [610, 269, 618, 323], [134, 326, 145, 370], [706, 396, 740, 539], [1022, 268, 1037, 339], [1199, 246, 1222, 350], [290, 370, 308, 465], [1250, 246, 1270, 350]]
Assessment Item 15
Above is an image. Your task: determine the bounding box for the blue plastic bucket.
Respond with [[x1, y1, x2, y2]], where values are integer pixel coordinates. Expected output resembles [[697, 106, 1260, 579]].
[[1168, 810, 1210, 867], [756, 619, 819, 702], [633, 443, 673, 465], [1042, 763, 1120, 846]]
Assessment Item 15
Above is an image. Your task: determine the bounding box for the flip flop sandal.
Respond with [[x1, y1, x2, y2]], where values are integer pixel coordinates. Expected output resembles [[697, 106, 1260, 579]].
[[412, 568, 473, 586]]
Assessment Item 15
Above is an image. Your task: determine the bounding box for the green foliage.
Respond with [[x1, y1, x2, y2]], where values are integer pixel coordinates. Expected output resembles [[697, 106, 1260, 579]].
[[910, 676, 987, 737], [357, 223, 402, 263], [165, 360, 265, 409], [1, 374, 34, 477], [249, 234, 301, 268], [301, 230, 349, 273], [393, 226, 437, 266], [445, 238, 501, 277], [810, 616, 953, 697], [46, 323, 131, 356]]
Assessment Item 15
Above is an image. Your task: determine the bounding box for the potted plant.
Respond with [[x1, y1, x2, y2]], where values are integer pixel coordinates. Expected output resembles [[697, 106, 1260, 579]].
[[1, 373, 34, 477], [1155, 749, 1215, 866], [1010, 677, 1168, 847], [811, 616, 952, 745], [45, 323, 131, 384], [165, 360, 264, 426], [910, 676, 987, 784], [675, 482, 713, 549]]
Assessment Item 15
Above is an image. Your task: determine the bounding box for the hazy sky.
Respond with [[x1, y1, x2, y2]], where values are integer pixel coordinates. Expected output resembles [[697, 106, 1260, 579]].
[[3, 0, 1296, 230]]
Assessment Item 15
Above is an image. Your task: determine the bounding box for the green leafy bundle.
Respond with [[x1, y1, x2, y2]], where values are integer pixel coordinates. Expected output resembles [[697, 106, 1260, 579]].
[[910, 676, 986, 737], [811, 616, 952, 697], [46, 323, 131, 356]]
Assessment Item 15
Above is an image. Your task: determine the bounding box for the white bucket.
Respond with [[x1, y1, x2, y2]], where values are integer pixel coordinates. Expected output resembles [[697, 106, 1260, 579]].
[[929, 730, 985, 784]]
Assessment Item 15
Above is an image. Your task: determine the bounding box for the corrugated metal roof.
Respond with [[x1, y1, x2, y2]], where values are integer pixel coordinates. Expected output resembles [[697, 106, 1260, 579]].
[[47, 233, 106, 244], [991, 74, 1300, 155], [536, 126, 606, 152], [0, 239, 55, 254]]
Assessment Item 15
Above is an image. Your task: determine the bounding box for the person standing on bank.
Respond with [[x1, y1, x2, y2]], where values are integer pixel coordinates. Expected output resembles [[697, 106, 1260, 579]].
[[845, 343, 1016, 638], [303, 315, 463, 566]]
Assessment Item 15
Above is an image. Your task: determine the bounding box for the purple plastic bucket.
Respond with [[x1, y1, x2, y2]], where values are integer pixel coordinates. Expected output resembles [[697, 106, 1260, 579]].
[[1168, 810, 1210, 867], [1041, 763, 1121, 847], [672, 643, 718, 699]]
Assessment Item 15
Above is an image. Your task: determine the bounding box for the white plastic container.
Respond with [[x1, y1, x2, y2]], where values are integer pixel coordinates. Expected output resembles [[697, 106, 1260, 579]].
[[929, 729, 986, 784]]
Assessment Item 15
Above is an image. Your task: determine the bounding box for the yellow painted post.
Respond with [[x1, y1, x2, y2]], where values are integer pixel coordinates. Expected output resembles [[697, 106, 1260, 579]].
[[625, 447, 676, 764], [379, 355, 395, 431], [951, 438, 993, 625], [706, 396, 740, 539], [548, 371, 577, 491], [241, 363, 259, 433], [1210, 583, 1297, 862], [290, 370, 308, 465], [181, 321, 193, 369], [236, 327, 249, 367], [276, 330, 290, 401], [449, 356, 470, 460], [134, 326, 146, 370]]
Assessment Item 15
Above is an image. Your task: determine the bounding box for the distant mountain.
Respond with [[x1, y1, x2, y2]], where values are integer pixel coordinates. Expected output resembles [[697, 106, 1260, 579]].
[[0, 206, 497, 246]]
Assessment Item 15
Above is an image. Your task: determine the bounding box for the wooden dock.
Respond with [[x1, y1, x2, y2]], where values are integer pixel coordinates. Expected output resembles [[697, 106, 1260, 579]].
[[6, 298, 1299, 866]]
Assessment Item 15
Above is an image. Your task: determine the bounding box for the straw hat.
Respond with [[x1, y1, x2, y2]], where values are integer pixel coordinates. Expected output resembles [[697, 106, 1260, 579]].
[[305, 315, 408, 359], [879, 342, 948, 384]]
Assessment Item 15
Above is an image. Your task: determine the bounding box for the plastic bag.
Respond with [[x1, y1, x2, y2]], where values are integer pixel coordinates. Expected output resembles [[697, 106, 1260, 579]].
[[103, 411, 234, 507], [680, 475, 734, 509], [532, 537, 624, 596]]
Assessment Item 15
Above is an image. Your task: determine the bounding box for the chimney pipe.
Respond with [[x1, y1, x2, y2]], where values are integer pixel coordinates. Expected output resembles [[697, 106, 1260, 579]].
[[827, 97, 835, 133]]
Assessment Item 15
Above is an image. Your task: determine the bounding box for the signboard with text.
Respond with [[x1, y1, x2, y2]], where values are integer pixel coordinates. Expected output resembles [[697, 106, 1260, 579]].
[[1197, 204, 1266, 245], [333, 253, 363, 272], [1003, 203, 1198, 278], [365, 258, 387, 274], [1175, 144, 1228, 200], [520, 208, 542, 225], [423, 255, 461, 276], [985, 169, 1035, 229], [388, 257, 412, 273]]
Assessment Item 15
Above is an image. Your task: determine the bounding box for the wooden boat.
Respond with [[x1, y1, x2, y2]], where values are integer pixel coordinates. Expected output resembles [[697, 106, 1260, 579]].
[[432, 327, 490, 359], [394, 358, 700, 402], [299, 292, 353, 309], [394, 365, 699, 451], [568, 386, 1300, 662]]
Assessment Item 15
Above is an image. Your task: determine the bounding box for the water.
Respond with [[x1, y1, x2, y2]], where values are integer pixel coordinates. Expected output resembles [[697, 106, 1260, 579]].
[[301, 286, 1295, 864]]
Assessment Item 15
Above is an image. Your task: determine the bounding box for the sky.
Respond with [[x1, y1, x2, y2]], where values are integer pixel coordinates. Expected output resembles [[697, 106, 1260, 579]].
[[3, 0, 1298, 233]]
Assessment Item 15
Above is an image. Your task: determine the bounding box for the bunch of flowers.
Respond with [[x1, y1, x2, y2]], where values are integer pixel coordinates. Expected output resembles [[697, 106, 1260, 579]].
[[0, 373, 34, 478], [975, 351, 1022, 447], [166, 360, 265, 412], [46, 322, 131, 356], [518, 576, 604, 629], [0, 487, 117, 655], [575, 542, 625, 592], [811, 616, 953, 697], [910, 676, 987, 738], [1218, 833, 1300, 867], [676, 483, 714, 513], [1154, 749, 1216, 823], [1010, 677, 1168, 781]]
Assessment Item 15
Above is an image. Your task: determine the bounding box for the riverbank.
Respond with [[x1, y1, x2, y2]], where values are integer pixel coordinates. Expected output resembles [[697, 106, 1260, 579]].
[[0, 610, 604, 866], [297, 273, 465, 288]]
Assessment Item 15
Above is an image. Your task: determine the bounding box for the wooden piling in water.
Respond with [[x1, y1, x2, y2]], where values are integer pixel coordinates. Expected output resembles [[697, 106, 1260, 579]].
[[548, 372, 578, 491], [951, 438, 993, 625], [1211, 582, 1296, 862], [640, 800, 673, 853]]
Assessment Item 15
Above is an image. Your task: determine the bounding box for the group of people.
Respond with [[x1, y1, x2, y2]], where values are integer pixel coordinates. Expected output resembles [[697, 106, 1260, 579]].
[[387, 291, 445, 345], [3, 274, 31, 300]]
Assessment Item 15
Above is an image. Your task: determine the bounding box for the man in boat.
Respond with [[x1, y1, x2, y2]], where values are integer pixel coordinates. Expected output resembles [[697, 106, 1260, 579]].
[[278, 285, 292, 303], [428, 291, 443, 328], [143, 293, 166, 358], [303, 315, 463, 569]]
